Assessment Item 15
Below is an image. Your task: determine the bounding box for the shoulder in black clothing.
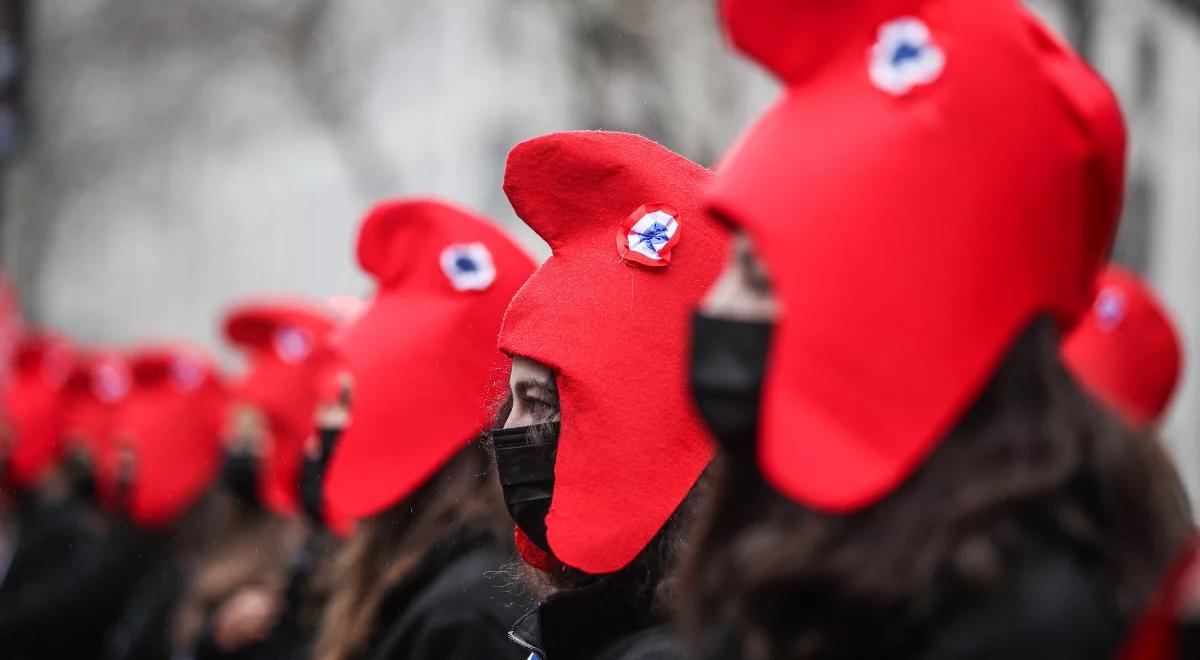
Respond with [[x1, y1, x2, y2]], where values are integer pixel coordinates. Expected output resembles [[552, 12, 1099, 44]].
[[918, 551, 1124, 660], [370, 540, 532, 660], [0, 494, 92, 594], [0, 519, 161, 659], [700, 551, 1122, 660], [593, 625, 687, 660], [509, 574, 686, 660]]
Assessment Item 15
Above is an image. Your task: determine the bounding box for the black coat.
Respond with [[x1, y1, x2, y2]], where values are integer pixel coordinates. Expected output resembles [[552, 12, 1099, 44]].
[[508, 576, 686, 660], [366, 533, 532, 660], [102, 556, 184, 660], [0, 493, 92, 595], [0, 513, 160, 660], [915, 551, 1122, 660], [704, 550, 1123, 660]]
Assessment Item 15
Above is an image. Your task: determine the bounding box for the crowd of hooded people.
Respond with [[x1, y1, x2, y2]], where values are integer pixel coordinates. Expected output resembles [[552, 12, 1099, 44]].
[[0, 0, 1197, 658]]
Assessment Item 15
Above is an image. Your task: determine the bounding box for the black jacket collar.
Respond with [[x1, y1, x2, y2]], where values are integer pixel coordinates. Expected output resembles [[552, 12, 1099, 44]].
[[509, 573, 662, 660]]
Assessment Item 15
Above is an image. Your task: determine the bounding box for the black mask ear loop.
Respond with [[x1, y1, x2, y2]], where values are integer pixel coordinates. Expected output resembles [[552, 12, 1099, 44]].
[[299, 426, 341, 526], [489, 422, 560, 552], [220, 449, 261, 511], [113, 444, 137, 524], [62, 448, 99, 504]]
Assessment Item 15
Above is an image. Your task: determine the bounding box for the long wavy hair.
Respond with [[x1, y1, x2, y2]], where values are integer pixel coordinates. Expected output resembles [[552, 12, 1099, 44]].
[[311, 440, 512, 660], [171, 485, 305, 652], [679, 317, 1192, 660]]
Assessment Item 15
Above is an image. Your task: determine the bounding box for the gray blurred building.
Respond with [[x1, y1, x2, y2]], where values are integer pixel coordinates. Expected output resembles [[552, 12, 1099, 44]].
[[0, 1, 1198, 491], [0, 0, 775, 343]]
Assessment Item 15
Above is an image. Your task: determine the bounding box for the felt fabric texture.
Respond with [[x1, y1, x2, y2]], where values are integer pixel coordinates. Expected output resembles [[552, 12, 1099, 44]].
[[500, 131, 728, 574], [2, 335, 73, 489], [324, 198, 535, 520], [1063, 266, 1182, 427], [63, 353, 105, 445], [707, 0, 1127, 511], [224, 301, 338, 514], [114, 347, 226, 528]]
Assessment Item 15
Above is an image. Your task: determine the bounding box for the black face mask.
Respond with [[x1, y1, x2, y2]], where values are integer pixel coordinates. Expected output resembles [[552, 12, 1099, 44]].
[[489, 422, 559, 552], [61, 450, 99, 504], [113, 469, 135, 523], [689, 312, 774, 459], [220, 451, 261, 510], [299, 426, 341, 526]]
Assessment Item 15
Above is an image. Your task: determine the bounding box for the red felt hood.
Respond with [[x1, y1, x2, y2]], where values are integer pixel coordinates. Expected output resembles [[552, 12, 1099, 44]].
[[224, 301, 337, 514], [62, 351, 132, 501], [707, 0, 1125, 510], [324, 198, 535, 521], [1063, 266, 1182, 427], [499, 131, 729, 573], [111, 346, 226, 528], [3, 334, 73, 489]]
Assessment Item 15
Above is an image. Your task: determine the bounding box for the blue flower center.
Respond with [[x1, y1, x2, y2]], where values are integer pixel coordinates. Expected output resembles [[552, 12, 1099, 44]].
[[891, 41, 923, 66], [454, 255, 478, 273], [634, 221, 671, 250]]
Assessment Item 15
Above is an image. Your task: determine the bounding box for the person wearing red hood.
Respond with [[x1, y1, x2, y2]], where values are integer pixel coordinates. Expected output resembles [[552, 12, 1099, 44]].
[[678, 1, 1191, 659], [1061, 268, 1195, 660], [488, 130, 730, 660], [222, 301, 339, 516], [99, 345, 228, 660], [58, 351, 133, 510], [1063, 265, 1184, 430], [1, 343, 130, 578], [0, 333, 103, 660], [0, 335, 104, 636], [309, 198, 535, 660], [186, 303, 359, 660], [0, 344, 225, 660], [173, 302, 336, 659], [0, 333, 73, 498]]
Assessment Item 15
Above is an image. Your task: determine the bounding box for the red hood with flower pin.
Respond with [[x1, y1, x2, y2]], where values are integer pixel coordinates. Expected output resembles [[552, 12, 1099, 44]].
[[499, 131, 729, 574], [707, 0, 1126, 510], [3, 334, 73, 489], [224, 301, 337, 514], [111, 346, 226, 528], [1063, 266, 1182, 427], [62, 351, 132, 497], [324, 198, 535, 521]]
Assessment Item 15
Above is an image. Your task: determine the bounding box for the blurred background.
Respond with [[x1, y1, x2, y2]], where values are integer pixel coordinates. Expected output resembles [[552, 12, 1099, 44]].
[[0, 0, 1195, 491]]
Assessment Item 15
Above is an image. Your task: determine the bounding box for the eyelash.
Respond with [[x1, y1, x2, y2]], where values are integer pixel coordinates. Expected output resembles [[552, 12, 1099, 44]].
[[743, 269, 772, 294], [523, 396, 553, 413]]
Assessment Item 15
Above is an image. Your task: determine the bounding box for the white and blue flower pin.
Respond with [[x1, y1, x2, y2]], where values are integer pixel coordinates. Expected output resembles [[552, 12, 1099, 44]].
[[440, 242, 497, 292], [869, 17, 945, 96], [274, 326, 313, 364], [617, 203, 680, 268], [1094, 286, 1127, 332], [94, 361, 131, 403], [172, 355, 206, 391]]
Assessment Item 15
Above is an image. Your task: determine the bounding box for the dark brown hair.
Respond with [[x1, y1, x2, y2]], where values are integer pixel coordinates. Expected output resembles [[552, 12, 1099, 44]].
[[172, 490, 304, 651], [312, 439, 512, 660], [679, 317, 1192, 659]]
